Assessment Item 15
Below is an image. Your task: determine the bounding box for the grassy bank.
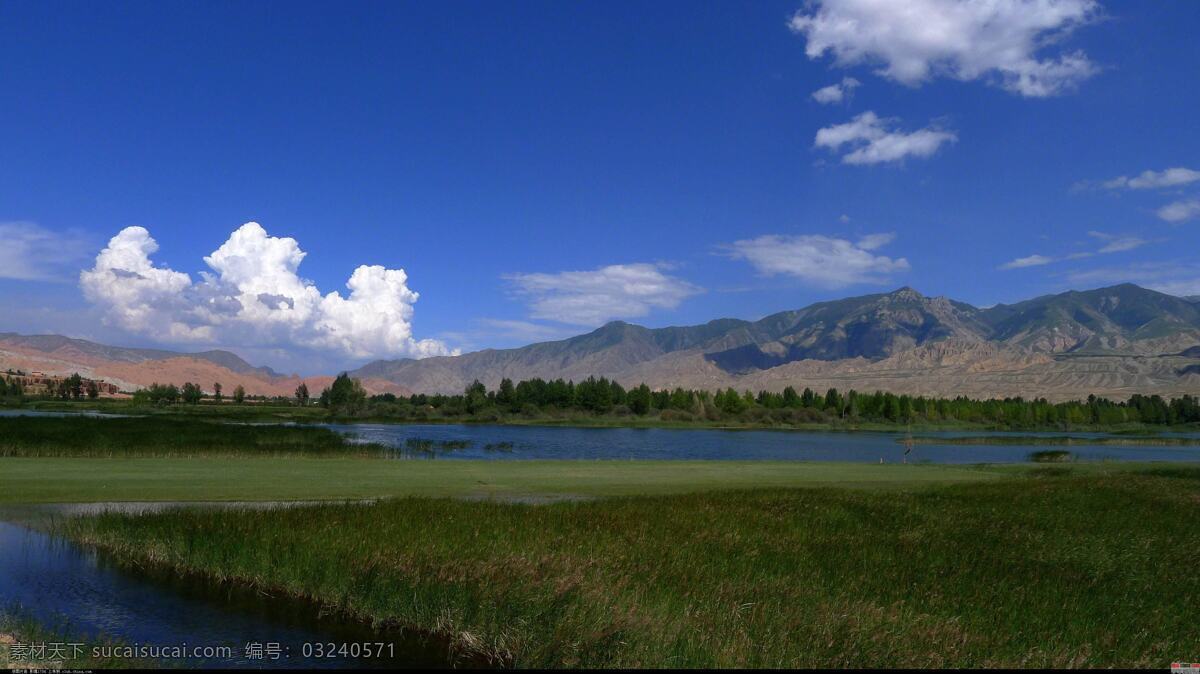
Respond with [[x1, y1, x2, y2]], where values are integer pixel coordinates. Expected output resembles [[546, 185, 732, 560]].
[[0, 416, 382, 458], [0, 458, 1005, 503], [14, 399, 1198, 433], [59, 466, 1200, 668]]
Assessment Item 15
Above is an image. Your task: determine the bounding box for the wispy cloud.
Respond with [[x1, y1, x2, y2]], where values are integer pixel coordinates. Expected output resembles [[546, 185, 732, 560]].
[[503, 263, 701, 326], [999, 254, 1054, 270], [811, 76, 860, 104], [1103, 167, 1200, 190], [789, 0, 1100, 97], [1089, 231, 1147, 254], [725, 233, 909, 287], [475, 319, 577, 343], [999, 231, 1148, 270], [815, 111, 956, 165], [1064, 261, 1200, 298], [0, 221, 93, 282], [1157, 199, 1200, 223]]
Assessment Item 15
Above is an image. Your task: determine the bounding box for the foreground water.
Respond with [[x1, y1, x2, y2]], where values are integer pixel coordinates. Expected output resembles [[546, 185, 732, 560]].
[[0, 510, 458, 669], [329, 423, 1200, 463]]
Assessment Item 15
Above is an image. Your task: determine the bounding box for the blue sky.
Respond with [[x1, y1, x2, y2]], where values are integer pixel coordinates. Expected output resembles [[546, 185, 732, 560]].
[[2, 1, 1198, 373]]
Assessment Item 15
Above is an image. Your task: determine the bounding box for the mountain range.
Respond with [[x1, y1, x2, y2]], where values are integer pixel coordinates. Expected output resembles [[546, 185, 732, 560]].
[[349, 283, 1200, 401], [4, 284, 1200, 401]]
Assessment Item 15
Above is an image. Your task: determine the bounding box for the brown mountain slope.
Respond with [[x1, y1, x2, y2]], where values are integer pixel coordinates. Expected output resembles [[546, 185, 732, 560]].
[[0, 338, 407, 397]]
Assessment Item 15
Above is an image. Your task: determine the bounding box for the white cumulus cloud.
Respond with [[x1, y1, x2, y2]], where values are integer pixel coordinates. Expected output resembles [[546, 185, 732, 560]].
[[812, 76, 861, 104], [789, 0, 1100, 97], [815, 111, 956, 165], [1103, 167, 1200, 190], [504, 263, 702, 326], [1157, 199, 1200, 223], [80, 222, 454, 360], [726, 233, 909, 287]]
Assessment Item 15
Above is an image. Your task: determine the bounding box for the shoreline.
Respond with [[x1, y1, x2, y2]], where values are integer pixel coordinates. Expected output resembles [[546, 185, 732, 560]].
[[8, 402, 1198, 435]]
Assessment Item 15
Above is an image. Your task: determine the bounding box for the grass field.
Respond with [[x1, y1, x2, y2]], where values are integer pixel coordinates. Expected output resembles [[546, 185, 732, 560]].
[[57, 465, 1200, 668], [0, 457, 1008, 503], [4, 413, 1196, 667]]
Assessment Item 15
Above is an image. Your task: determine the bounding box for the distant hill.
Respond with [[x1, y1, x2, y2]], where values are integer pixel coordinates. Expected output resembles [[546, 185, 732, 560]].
[[350, 284, 1200, 401], [0, 333, 282, 377], [0, 333, 405, 397]]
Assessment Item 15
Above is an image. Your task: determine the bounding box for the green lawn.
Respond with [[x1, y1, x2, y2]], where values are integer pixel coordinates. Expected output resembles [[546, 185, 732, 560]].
[[0, 457, 1007, 503], [59, 466, 1200, 668]]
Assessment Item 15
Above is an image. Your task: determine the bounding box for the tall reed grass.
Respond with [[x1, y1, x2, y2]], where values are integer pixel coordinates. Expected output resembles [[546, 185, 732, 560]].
[[62, 467, 1200, 667]]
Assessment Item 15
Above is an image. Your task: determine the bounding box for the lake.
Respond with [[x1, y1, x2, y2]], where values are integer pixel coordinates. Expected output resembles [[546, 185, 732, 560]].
[[4, 408, 1200, 463], [327, 423, 1200, 463]]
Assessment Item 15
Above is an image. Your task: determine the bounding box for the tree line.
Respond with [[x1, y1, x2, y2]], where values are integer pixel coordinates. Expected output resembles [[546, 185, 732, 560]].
[[9, 368, 1198, 427], [315, 373, 1200, 427]]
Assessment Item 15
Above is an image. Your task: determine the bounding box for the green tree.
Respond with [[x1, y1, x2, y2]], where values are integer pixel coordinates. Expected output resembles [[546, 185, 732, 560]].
[[628, 383, 652, 415], [669, 387, 693, 411], [86, 380, 100, 399], [181, 382, 204, 404], [496, 378, 516, 409], [213, 382, 223, 403], [782, 386, 800, 408], [824, 388, 843, 414], [296, 381, 310, 405], [801, 387, 817, 408], [719, 387, 745, 414], [464, 380, 489, 414], [233, 384, 246, 405], [327, 373, 366, 410]]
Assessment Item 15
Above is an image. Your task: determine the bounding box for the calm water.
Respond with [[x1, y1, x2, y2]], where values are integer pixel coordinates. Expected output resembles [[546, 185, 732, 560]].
[[0, 511, 459, 670], [328, 423, 1200, 463]]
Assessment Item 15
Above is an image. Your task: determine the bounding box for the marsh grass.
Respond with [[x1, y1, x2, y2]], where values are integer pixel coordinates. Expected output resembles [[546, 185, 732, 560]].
[[61, 469, 1200, 668], [0, 416, 386, 458], [397, 437, 474, 457], [1029, 449, 1073, 462], [907, 434, 1200, 446]]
